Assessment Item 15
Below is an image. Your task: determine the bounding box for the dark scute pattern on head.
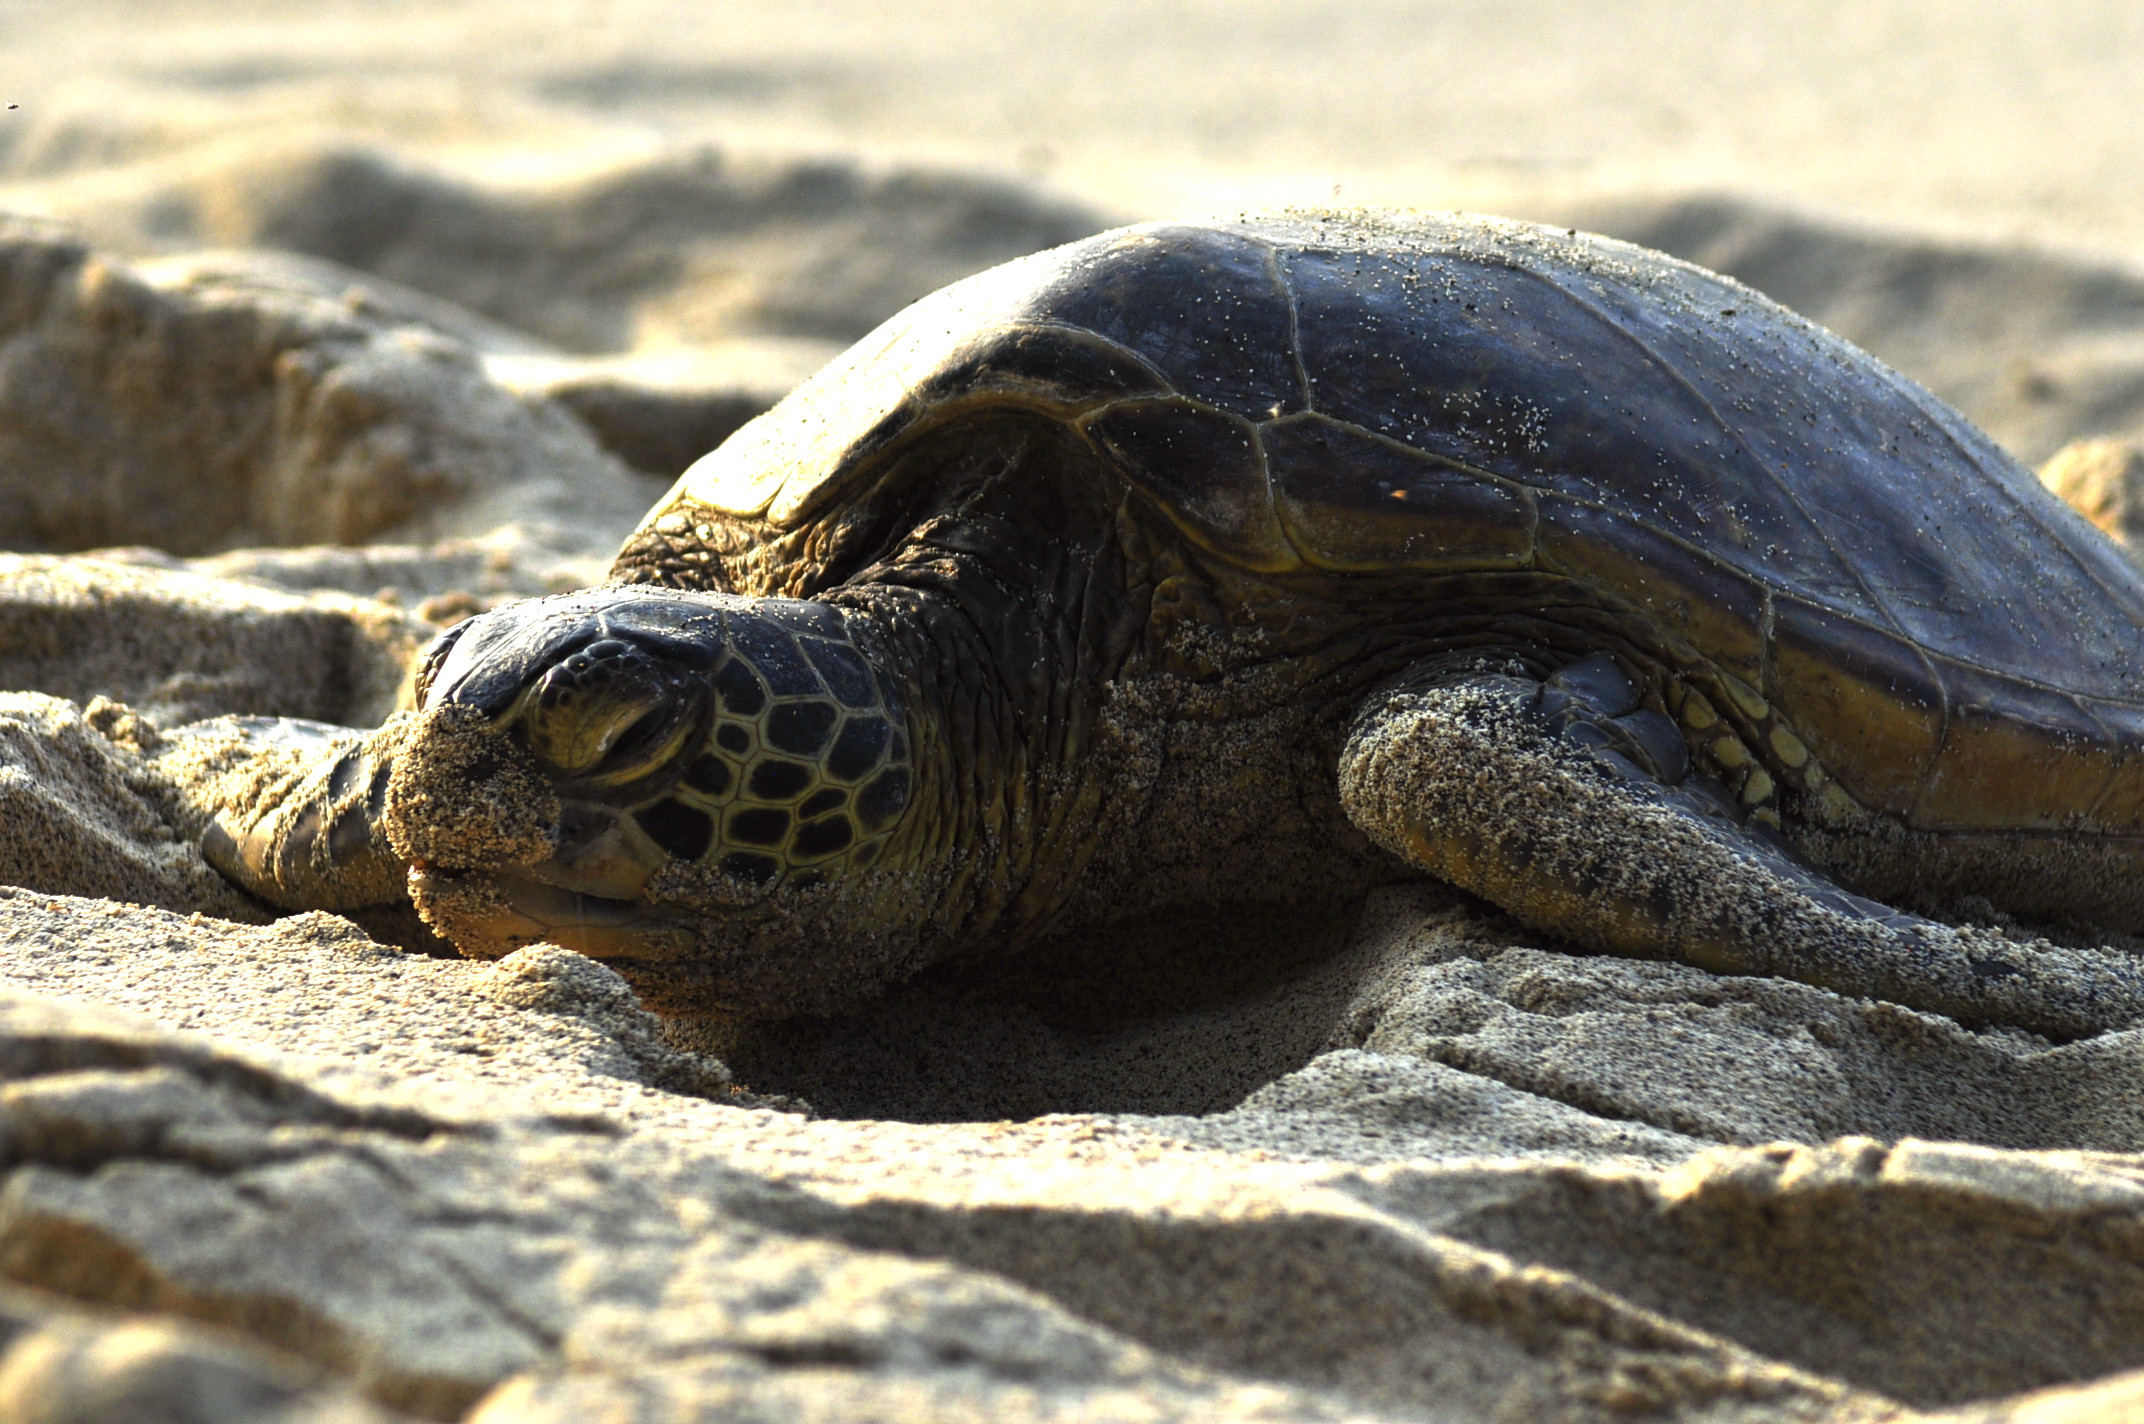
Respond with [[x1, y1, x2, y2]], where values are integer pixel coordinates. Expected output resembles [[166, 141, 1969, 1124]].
[[826, 717, 889, 782], [1033, 226, 1303, 421], [1264, 414, 1534, 571], [793, 816, 856, 858], [454, 597, 714, 714], [748, 760, 813, 800], [1085, 400, 1291, 570], [800, 637, 877, 708], [766, 700, 840, 756], [596, 594, 726, 666], [731, 622, 824, 697], [728, 807, 791, 846], [716, 722, 752, 754], [636, 799, 716, 861], [721, 851, 780, 886], [856, 767, 911, 831], [682, 752, 732, 795], [914, 323, 1172, 412], [715, 659, 767, 716], [427, 604, 591, 718], [799, 787, 847, 817]]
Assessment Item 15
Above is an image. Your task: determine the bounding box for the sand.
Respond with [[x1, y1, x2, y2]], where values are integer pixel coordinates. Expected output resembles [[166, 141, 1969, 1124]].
[[6, 4, 2144, 1420]]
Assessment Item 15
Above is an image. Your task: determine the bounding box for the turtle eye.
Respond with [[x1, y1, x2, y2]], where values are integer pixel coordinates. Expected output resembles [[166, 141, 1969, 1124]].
[[597, 708, 677, 776]]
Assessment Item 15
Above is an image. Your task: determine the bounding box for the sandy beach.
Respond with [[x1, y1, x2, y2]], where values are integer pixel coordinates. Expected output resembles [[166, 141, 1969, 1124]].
[[6, 4, 2144, 1420], [8, 0, 2144, 257]]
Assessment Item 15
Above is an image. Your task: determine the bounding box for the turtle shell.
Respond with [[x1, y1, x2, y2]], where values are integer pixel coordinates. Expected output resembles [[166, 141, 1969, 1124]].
[[638, 212, 2144, 836]]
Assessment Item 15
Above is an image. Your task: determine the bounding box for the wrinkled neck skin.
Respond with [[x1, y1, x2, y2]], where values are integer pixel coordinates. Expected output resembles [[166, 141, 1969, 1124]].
[[587, 589, 1104, 1018], [582, 456, 1145, 1017]]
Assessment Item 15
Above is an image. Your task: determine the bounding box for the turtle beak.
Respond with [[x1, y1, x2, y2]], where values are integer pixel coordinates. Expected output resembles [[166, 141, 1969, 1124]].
[[407, 862, 702, 963]]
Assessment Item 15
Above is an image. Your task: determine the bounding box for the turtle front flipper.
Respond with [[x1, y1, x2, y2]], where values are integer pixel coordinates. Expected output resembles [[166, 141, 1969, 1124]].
[[167, 715, 409, 912], [1337, 656, 2144, 1041]]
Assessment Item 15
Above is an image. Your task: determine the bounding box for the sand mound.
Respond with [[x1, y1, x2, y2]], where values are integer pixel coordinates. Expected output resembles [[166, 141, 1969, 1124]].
[[24, 139, 1109, 356], [10, 893, 2144, 1420], [0, 219, 663, 564], [10, 137, 1109, 484]]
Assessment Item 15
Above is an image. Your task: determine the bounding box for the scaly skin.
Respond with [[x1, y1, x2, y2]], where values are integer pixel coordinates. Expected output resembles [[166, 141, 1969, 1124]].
[[205, 555, 1146, 1017]]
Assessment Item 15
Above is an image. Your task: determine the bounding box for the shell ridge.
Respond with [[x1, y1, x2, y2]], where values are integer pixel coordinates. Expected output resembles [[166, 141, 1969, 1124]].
[[2074, 696, 2144, 828], [1250, 422, 1308, 566], [1504, 259, 1918, 649], [1270, 409, 1538, 496], [1875, 355, 2144, 655], [1018, 321, 1178, 392], [1770, 586, 1952, 808], [1266, 243, 1315, 415], [1914, 648, 2144, 708], [1909, 651, 2129, 829]]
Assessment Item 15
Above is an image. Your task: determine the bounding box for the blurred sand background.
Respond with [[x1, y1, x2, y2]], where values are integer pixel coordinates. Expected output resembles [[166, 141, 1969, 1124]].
[[8, 6, 2144, 1421], [7, 0, 2144, 254]]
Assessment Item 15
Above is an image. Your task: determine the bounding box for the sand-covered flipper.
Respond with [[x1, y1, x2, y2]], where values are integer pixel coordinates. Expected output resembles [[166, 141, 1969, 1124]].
[[1337, 658, 2144, 1042], [162, 715, 411, 913]]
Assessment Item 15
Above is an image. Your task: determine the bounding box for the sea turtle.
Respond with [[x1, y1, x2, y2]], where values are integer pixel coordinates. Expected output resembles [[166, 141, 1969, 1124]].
[[188, 210, 2144, 1039]]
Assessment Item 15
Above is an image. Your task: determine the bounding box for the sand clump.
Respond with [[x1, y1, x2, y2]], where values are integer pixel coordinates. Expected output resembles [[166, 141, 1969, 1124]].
[[2039, 436, 2144, 558], [13, 891, 2144, 1419], [0, 219, 662, 564]]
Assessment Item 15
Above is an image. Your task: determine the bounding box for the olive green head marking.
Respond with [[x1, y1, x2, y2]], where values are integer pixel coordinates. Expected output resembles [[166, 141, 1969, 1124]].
[[642, 616, 912, 890], [418, 590, 913, 905]]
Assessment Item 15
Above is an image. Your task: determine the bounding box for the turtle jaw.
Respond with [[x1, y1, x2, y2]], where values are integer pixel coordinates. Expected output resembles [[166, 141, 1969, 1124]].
[[405, 858, 881, 1019], [408, 863, 700, 963]]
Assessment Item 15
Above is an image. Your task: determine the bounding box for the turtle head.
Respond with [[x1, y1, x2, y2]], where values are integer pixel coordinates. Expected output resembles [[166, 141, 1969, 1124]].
[[391, 587, 918, 1013]]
